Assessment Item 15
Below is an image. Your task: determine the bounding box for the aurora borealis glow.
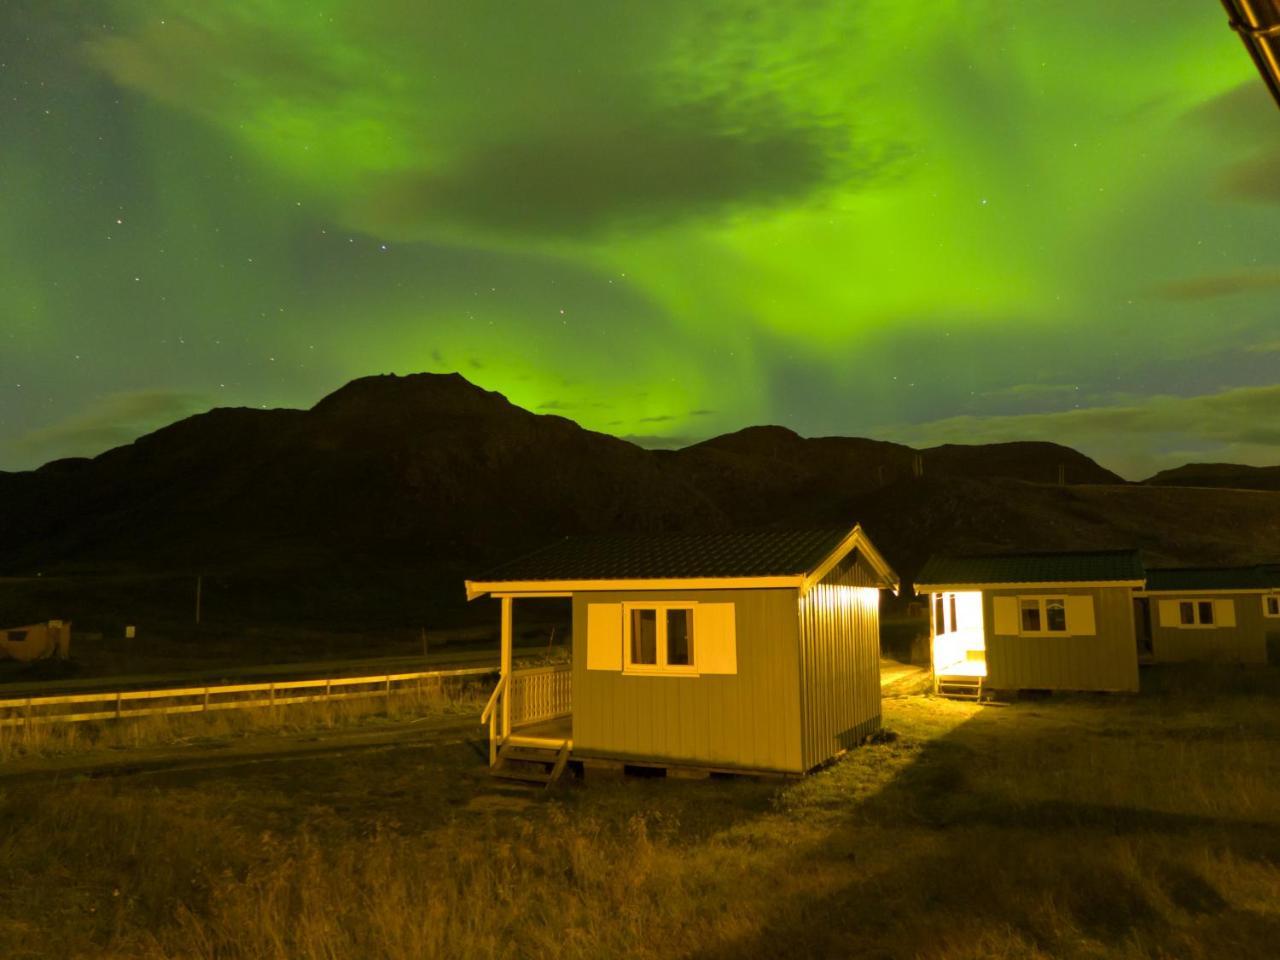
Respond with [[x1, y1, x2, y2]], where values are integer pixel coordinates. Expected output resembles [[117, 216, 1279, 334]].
[[2, 1, 1278, 477]]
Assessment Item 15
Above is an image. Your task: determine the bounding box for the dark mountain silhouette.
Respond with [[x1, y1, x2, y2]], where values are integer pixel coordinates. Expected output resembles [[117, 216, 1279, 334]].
[[1144, 462, 1280, 492], [2, 372, 1278, 628]]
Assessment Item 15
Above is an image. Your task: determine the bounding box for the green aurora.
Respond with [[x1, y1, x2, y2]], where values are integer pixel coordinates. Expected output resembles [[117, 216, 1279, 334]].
[[2, 1, 1278, 477]]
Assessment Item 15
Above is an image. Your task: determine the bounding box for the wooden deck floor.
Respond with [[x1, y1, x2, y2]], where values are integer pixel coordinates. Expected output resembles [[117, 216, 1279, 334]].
[[936, 658, 988, 678], [508, 714, 572, 748]]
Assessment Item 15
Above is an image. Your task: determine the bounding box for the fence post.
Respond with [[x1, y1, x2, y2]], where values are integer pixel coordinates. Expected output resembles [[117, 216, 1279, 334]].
[[203, 687, 210, 712], [269, 683, 275, 708], [116, 692, 123, 719]]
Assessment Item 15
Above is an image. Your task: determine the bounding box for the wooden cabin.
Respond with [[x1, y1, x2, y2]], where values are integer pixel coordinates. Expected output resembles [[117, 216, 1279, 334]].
[[465, 525, 899, 782], [914, 551, 1145, 698], [1140, 566, 1280, 665]]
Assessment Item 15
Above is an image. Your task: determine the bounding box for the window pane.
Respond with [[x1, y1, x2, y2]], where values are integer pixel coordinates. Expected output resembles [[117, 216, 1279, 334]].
[[1179, 602, 1195, 625], [935, 596, 945, 632], [1020, 600, 1041, 633], [1268, 597, 1279, 616], [630, 609, 657, 664], [667, 609, 693, 666], [1046, 599, 1067, 632], [949, 596, 958, 633], [1198, 601, 1214, 625]]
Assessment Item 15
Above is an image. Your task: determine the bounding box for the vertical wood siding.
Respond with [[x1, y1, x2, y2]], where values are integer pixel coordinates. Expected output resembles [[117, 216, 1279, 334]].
[[796, 554, 882, 771], [1149, 594, 1269, 664], [985, 586, 1139, 692], [572, 588, 804, 773]]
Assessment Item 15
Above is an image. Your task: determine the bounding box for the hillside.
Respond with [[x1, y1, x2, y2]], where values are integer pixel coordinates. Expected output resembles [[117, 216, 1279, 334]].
[[1145, 462, 1280, 491], [2, 372, 1278, 630]]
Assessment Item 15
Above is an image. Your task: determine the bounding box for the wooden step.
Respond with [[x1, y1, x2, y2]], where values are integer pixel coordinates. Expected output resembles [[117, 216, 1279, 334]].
[[500, 745, 561, 764], [491, 741, 572, 787], [936, 674, 984, 702]]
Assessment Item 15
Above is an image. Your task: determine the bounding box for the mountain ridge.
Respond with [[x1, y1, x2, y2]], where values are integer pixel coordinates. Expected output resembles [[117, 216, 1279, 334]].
[[2, 372, 1277, 627]]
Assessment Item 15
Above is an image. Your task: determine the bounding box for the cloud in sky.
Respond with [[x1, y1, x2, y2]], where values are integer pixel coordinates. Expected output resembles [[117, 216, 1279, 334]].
[[878, 384, 1280, 480], [1151, 269, 1280, 301], [15, 390, 211, 464]]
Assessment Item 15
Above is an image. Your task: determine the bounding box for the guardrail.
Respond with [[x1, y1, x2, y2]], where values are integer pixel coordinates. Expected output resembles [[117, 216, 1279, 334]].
[[0, 666, 497, 728]]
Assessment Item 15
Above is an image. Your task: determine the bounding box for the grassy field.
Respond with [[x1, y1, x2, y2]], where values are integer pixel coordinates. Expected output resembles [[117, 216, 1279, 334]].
[[2, 666, 1279, 959]]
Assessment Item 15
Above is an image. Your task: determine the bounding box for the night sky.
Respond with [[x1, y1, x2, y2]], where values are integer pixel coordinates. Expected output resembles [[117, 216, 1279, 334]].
[[3, 2, 1278, 478]]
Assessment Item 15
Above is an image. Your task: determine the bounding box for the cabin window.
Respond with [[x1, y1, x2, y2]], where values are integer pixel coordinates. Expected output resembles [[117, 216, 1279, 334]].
[[623, 602, 698, 675], [1045, 599, 1067, 632], [1174, 600, 1219, 627], [667, 608, 693, 666], [1019, 599, 1041, 633], [1265, 596, 1280, 618], [629, 609, 658, 665], [7, 630, 28, 644], [1018, 597, 1068, 636]]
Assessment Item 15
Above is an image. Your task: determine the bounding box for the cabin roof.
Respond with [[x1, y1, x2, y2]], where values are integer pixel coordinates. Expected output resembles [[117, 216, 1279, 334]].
[[465, 525, 898, 599], [915, 549, 1146, 590], [1145, 565, 1277, 592]]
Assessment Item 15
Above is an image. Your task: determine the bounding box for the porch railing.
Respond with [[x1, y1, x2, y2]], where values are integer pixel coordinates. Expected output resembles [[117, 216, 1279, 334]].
[[510, 664, 572, 727]]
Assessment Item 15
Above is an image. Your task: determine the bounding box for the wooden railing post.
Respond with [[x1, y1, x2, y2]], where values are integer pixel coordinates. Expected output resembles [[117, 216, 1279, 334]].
[[500, 596, 513, 741]]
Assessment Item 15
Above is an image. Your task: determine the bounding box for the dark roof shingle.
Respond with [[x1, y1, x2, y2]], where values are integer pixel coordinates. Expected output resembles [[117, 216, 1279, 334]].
[[1146, 566, 1273, 592], [473, 527, 855, 583], [915, 550, 1145, 588]]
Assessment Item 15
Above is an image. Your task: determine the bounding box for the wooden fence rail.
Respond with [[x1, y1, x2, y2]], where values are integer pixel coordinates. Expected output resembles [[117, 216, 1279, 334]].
[[0, 666, 497, 728]]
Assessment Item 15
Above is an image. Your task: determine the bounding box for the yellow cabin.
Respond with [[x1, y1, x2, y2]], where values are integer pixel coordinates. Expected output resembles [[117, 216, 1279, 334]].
[[465, 525, 898, 782], [914, 551, 1146, 698], [1139, 566, 1280, 665]]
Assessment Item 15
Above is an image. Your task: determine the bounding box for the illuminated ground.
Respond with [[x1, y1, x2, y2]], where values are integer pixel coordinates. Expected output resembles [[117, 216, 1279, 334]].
[[3, 666, 1278, 959]]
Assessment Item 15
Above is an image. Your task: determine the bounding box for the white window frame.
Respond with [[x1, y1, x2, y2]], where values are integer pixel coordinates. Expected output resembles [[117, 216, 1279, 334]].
[[1264, 594, 1280, 619], [1172, 598, 1217, 629], [1016, 596, 1069, 637], [622, 601, 699, 676]]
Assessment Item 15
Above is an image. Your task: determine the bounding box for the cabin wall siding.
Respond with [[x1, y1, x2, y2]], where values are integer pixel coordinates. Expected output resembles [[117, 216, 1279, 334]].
[[571, 588, 804, 773], [1149, 594, 1269, 664], [984, 586, 1138, 692], [797, 554, 882, 771]]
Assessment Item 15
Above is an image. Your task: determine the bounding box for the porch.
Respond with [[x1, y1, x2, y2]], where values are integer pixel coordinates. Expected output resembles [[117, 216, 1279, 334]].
[[478, 596, 574, 783]]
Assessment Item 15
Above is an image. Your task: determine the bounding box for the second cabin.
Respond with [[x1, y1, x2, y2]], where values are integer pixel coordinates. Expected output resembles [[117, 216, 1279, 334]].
[[914, 550, 1147, 698], [1139, 565, 1280, 665], [465, 525, 899, 781]]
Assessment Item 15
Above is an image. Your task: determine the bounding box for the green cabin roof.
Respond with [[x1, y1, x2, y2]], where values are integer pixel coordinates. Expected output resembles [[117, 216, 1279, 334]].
[[475, 527, 859, 583], [1145, 566, 1278, 592], [915, 550, 1146, 589]]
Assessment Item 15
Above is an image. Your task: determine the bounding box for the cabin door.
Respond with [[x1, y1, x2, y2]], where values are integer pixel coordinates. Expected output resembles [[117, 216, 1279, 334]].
[[1133, 598, 1153, 658]]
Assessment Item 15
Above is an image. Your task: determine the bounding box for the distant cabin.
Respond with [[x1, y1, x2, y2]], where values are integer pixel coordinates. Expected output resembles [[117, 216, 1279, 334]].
[[0, 620, 71, 663], [465, 525, 899, 780], [1139, 566, 1280, 665], [914, 551, 1146, 698]]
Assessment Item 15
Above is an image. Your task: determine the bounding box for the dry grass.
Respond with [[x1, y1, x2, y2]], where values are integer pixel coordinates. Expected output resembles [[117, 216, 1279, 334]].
[[2, 667, 1279, 958], [0, 676, 487, 763]]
